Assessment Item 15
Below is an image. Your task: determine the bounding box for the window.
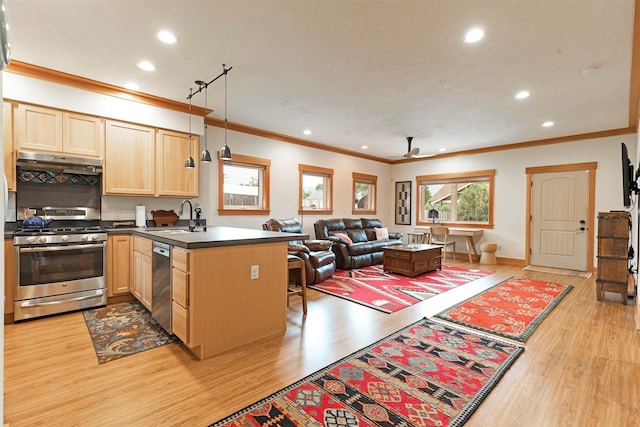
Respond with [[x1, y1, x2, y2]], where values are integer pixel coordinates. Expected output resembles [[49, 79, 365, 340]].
[[352, 172, 377, 214], [299, 164, 333, 214], [218, 153, 270, 215], [416, 169, 495, 227]]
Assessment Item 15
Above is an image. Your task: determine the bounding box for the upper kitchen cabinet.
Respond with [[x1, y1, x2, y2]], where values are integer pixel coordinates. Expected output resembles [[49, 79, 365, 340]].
[[104, 120, 155, 196], [63, 112, 104, 158], [16, 104, 103, 158], [156, 129, 199, 197], [4, 101, 15, 191]]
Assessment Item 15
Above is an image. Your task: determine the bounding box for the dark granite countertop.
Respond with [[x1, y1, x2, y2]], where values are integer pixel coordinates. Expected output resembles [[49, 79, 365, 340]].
[[128, 226, 307, 249]]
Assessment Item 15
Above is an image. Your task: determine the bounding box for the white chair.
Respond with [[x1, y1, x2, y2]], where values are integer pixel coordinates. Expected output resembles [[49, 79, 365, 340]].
[[429, 226, 456, 263]]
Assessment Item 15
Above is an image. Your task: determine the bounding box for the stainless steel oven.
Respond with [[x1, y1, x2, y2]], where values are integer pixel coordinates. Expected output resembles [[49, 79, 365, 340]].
[[13, 151, 107, 320], [14, 227, 107, 321]]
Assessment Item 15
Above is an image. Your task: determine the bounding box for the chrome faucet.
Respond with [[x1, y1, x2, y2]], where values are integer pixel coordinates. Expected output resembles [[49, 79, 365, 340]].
[[178, 199, 195, 232]]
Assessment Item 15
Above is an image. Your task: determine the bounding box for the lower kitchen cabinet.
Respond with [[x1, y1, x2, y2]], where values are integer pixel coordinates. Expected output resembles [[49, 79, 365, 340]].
[[4, 238, 15, 316], [107, 234, 131, 296], [171, 246, 190, 343], [132, 236, 152, 310]]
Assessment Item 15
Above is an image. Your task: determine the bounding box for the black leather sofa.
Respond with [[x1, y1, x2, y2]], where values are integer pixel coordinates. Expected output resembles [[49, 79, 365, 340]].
[[263, 218, 337, 284], [314, 218, 403, 270]]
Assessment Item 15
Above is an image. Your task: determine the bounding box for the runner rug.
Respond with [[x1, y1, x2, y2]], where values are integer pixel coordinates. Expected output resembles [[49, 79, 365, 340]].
[[209, 317, 523, 427], [434, 277, 573, 343], [309, 264, 493, 313], [83, 301, 178, 364]]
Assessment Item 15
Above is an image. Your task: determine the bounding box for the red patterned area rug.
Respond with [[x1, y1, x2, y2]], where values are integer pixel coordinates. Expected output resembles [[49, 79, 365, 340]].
[[308, 264, 493, 313], [434, 277, 573, 343], [209, 318, 523, 427]]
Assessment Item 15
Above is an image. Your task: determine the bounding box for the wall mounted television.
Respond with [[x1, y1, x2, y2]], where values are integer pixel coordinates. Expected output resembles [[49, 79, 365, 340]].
[[621, 142, 638, 208]]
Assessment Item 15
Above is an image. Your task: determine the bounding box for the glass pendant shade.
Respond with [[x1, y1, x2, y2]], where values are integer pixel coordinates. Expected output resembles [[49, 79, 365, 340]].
[[220, 143, 232, 160], [200, 147, 212, 163], [185, 155, 195, 168]]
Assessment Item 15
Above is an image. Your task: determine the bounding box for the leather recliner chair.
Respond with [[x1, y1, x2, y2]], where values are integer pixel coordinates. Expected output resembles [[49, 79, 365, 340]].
[[262, 218, 337, 284]]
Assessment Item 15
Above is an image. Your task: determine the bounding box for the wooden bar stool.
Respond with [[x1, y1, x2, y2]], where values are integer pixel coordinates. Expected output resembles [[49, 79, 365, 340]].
[[287, 255, 307, 314]]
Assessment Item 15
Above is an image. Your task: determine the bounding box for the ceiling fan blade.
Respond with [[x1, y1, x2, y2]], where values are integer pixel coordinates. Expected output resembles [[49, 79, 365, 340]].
[[403, 146, 420, 158]]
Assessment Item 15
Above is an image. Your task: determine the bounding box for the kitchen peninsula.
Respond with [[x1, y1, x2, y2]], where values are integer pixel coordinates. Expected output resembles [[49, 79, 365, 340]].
[[130, 226, 307, 360]]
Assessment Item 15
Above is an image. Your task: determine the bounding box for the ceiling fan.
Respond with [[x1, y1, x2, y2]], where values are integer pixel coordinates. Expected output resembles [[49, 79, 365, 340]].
[[404, 136, 420, 158], [392, 136, 434, 159]]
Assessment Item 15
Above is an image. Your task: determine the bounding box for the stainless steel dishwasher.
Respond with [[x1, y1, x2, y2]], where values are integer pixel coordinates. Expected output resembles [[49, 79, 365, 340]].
[[152, 241, 172, 333]]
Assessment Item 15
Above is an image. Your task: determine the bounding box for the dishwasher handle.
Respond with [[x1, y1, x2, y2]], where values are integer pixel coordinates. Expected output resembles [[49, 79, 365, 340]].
[[153, 242, 171, 257]]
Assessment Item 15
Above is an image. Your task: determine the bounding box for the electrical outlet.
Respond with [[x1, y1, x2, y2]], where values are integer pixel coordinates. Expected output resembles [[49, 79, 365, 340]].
[[250, 265, 259, 280]]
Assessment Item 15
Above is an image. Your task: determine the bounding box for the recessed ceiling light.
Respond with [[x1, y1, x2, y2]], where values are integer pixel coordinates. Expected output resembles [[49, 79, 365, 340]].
[[303, 129, 312, 135], [137, 60, 156, 71], [515, 90, 530, 100], [157, 30, 177, 44], [542, 121, 554, 127], [361, 145, 368, 150], [123, 82, 140, 91], [439, 148, 446, 152], [464, 28, 485, 43]]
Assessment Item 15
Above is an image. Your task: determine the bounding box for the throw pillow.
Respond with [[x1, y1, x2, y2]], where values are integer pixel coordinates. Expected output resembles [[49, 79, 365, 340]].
[[374, 227, 389, 240], [333, 232, 353, 244]]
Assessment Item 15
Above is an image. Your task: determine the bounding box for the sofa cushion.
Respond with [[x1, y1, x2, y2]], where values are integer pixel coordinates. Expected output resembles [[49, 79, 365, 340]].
[[344, 218, 363, 230], [374, 227, 389, 240], [333, 232, 353, 244], [347, 228, 368, 243]]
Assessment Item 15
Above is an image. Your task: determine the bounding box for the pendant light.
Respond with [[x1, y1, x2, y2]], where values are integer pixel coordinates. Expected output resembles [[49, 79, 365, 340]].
[[198, 80, 212, 163], [184, 87, 195, 169], [219, 64, 232, 160]]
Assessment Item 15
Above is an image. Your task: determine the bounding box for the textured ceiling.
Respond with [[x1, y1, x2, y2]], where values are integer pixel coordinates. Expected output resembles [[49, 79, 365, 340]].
[[6, 0, 637, 160]]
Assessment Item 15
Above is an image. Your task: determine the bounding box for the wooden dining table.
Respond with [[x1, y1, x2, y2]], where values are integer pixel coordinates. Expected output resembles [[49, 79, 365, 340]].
[[412, 226, 484, 263]]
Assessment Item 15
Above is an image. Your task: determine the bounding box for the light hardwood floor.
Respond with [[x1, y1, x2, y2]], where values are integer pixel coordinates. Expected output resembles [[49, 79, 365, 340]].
[[4, 263, 640, 426]]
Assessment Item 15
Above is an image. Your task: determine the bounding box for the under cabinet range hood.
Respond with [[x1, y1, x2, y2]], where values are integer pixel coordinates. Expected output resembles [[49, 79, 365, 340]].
[[16, 151, 103, 175]]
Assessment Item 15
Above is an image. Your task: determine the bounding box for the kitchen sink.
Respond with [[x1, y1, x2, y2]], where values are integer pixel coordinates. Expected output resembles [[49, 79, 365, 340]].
[[150, 229, 192, 234]]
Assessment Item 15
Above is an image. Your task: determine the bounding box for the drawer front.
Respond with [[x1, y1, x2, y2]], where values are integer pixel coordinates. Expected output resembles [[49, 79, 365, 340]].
[[171, 301, 189, 343], [597, 238, 629, 259], [133, 236, 152, 256], [414, 256, 440, 272], [597, 258, 628, 283], [384, 250, 411, 261], [172, 247, 190, 272], [172, 268, 189, 308]]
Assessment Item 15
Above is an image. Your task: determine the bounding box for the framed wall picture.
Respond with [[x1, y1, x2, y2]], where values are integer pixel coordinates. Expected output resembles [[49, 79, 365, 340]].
[[395, 181, 411, 225]]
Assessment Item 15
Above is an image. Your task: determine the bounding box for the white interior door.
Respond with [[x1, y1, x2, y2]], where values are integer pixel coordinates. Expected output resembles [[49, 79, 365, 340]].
[[530, 170, 589, 270]]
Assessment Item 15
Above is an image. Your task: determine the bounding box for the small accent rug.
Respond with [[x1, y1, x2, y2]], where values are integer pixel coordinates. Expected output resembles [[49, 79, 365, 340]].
[[523, 264, 592, 278], [434, 277, 573, 343], [83, 301, 178, 364], [209, 317, 523, 427], [309, 264, 493, 313]]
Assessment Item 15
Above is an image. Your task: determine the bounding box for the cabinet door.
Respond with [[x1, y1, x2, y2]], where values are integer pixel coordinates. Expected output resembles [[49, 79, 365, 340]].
[[16, 104, 63, 153], [107, 235, 131, 296], [156, 129, 199, 197], [63, 112, 104, 158], [104, 120, 155, 195], [140, 252, 153, 310], [3, 101, 15, 191], [4, 238, 15, 315], [132, 250, 152, 310]]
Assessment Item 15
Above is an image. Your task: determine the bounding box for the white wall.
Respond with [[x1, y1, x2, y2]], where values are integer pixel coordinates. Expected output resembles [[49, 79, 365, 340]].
[[197, 126, 392, 237], [390, 135, 637, 265]]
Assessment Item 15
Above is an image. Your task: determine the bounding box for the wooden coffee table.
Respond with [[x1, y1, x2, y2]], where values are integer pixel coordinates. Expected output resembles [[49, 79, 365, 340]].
[[383, 244, 443, 277]]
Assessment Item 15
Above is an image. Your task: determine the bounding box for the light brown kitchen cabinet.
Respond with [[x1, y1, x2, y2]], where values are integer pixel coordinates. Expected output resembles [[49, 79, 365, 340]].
[[16, 104, 103, 158], [3, 101, 15, 191], [171, 246, 190, 343], [107, 234, 131, 296], [4, 238, 15, 316], [156, 129, 199, 197], [104, 120, 155, 196], [132, 236, 152, 310], [63, 111, 104, 158]]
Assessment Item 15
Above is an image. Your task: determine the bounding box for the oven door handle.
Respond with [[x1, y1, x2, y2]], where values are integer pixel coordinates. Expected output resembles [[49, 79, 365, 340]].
[[18, 243, 105, 253], [19, 289, 104, 308]]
